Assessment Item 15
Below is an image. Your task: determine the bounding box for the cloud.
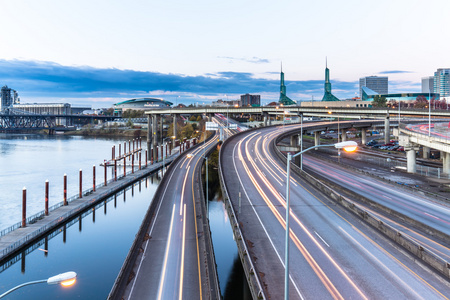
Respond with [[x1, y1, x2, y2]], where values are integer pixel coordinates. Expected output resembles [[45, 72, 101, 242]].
[[0, 59, 366, 106], [218, 56, 270, 64], [378, 70, 413, 74]]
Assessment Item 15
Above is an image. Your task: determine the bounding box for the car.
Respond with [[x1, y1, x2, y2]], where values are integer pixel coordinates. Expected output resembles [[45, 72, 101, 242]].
[[397, 146, 404, 152]]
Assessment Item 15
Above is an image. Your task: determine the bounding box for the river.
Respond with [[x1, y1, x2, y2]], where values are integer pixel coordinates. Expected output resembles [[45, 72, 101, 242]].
[[0, 134, 243, 299]]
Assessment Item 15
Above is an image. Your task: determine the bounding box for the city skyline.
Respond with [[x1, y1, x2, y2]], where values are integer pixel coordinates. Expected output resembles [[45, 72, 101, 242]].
[[0, 0, 449, 107]]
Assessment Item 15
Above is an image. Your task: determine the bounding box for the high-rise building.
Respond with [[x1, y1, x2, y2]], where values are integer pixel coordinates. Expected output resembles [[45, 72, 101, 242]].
[[240, 93, 261, 107], [433, 68, 450, 98], [359, 76, 388, 98], [1, 85, 13, 110], [422, 76, 434, 93]]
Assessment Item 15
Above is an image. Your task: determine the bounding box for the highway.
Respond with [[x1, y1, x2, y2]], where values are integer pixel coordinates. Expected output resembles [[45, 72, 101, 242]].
[[119, 132, 219, 300], [221, 123, 450, 299]]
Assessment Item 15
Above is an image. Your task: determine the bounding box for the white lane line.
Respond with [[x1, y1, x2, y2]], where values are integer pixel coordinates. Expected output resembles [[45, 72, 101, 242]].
[[180, 166, 191, 215], [157, 204, 177, 300], [178, 204, 187, 300], [314, 231, 330, 248], [232, 138, 304, 300], [127, 157, 183, 300]]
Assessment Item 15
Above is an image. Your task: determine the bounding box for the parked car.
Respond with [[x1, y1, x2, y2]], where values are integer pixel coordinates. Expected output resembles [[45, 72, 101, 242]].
[[397, 146, 404, 152]]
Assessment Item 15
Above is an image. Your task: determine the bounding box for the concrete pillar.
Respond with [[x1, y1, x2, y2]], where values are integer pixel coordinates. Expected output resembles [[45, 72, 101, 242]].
[[152, 115, 158, 162], [444, 152, 450, 174], [268, 116, 272, 126], [422, 146, 430, 159], [172, 114, 177, 139], [159, 115, 163, 144], [263, 112, 268, 127], [361, 128, 367, 145], [407, 149, 416, 173], [340, 129, 347, 142], [290, 135, 298, 147], [384, 115, 390, 144], [314, 131, 320, 150], [147, 115, 152, 156]]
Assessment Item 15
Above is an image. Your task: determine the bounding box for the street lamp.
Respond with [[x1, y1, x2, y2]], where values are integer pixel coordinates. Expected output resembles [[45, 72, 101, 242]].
[[284, 141, 357, 300], [0, 271, 77, 299]]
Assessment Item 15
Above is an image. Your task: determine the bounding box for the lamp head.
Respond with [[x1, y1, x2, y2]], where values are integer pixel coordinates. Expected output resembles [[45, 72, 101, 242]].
[[334, 141, 357, 152], [47, 271, 77, 287]]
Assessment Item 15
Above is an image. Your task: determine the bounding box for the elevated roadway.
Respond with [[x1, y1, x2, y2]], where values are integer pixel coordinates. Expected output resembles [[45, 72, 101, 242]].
[[109, 131, 220, 300], [220, 123, 450, 299]]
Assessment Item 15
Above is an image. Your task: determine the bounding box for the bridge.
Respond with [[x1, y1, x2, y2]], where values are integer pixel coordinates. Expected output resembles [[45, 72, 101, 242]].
[[0, 110, 120, 132], [219, 121, 450, 298]]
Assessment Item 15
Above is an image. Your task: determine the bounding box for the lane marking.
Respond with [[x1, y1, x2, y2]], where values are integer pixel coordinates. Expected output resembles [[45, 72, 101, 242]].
[[314, 231, 330, 248], [180, 166, 191, 215], [179, 204, 187, 300], [157, 204, 177, 300]]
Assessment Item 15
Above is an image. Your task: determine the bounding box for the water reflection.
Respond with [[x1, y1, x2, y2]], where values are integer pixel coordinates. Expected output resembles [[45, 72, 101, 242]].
[[0, 175, 158, 300]]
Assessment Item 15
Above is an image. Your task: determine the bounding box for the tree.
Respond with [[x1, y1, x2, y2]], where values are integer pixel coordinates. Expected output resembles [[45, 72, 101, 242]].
[[414, 95, 428, 109], [372, 95, 387, 107], [181, 123, 194, 139], [189, 115, 197, 121], [196, 116, 202, 122]]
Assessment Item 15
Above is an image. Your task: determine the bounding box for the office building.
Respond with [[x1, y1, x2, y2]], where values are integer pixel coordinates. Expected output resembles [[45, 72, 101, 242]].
[[434, 68, 450, 98], [359, 76, 388, 98], [422, 76, 434, 93], [240, 93, 261, 107]]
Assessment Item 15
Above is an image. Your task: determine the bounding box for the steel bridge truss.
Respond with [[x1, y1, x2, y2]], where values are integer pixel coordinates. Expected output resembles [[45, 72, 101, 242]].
[[0, 115, 57, 131]]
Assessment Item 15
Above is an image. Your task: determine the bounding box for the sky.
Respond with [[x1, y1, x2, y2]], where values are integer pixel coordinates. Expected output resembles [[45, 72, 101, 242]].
[[0, 0, 449, 108]]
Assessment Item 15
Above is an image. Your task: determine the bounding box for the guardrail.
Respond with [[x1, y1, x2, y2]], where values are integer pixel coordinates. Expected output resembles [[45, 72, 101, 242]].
[[272, 138, 450, 280], [218, 130, 266, 300], [107, 134, 214, 300]]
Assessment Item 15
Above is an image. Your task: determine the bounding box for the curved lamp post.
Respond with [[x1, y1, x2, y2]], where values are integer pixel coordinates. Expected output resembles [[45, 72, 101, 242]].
[[284, 141, 357, 300], [0, 271, 77, 299]]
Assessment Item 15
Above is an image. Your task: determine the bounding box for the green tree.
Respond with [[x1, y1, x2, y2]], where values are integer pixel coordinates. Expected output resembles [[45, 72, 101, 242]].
[[196, 116, 202, 122], [181, 123, 194, 139], [372, 95, 387, 107], [189, 115, 197, 121]]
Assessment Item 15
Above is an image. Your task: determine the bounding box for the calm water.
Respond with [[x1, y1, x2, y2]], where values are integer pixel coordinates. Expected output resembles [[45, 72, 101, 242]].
[[0, 134, 244, 299], [0, 134, 131, 230]]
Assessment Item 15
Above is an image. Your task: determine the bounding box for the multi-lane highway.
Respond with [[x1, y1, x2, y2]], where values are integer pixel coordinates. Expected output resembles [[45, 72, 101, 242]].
[[221, 123, 450, 299], [118, 131, 220, 300]]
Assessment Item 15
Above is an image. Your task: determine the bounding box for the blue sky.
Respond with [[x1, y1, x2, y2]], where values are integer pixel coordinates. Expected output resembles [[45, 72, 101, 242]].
[[0, 0, 448, 108]]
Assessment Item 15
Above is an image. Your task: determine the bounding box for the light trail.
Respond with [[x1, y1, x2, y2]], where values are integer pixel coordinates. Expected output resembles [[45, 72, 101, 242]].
[[157, 204, 177, 300], [178, 204, 187, 300]]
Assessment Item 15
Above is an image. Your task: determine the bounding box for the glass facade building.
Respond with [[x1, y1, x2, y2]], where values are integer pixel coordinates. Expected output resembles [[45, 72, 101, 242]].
[[434, 68, 450, 98], [359, 76, 388, 98]]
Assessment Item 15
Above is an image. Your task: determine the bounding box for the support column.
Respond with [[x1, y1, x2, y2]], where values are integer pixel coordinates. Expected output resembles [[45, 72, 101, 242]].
[[147, 115, 152, 160], [172, 114, 177, 139], [314, 131, 320, 150], [422, 146, 430, 159], [407, 148, 416, 173], [263, 112, 268, 127], [159, 114, 163, 144], [340, 129, 347, 142], [152, 115, 158, 162], [443, 152, 450, 174], [384, 115, 390, 144], [361, 128, 367, 145], [290, 135, 298, 147], [268, 116, 272, 126]]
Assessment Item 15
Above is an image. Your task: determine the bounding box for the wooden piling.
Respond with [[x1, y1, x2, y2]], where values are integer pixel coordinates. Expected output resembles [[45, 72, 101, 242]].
[[45, 180, 49, 216], [93, 165, 96, 192], [64, 174, 67, 206], [22, 187, 26, 227], [79, 169, 82, 198], [104, 164, 107, 186]]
